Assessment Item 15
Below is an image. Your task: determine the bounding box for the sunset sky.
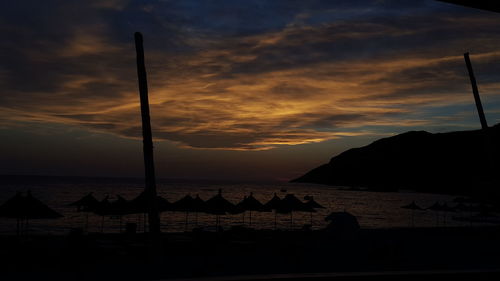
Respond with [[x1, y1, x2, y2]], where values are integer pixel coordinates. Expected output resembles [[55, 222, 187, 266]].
[[1, 0, 500, 181]]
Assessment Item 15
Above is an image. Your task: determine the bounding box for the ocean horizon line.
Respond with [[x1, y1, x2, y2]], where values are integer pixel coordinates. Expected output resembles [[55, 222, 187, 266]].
[[0, 174, 287, 185]]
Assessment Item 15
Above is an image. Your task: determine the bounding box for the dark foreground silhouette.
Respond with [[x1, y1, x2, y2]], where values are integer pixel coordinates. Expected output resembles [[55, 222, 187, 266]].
[[1, 226, 500, 281], [292, 124, 500, 198]]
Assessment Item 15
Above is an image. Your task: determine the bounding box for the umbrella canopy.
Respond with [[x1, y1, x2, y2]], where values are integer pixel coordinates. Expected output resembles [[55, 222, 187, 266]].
[[0, 191, 62, 236], [0, 191, 63, 219], [426, 201, 446, 226], [235, 193, 266, 213], [205, 189, 235, 215], [233, 193, 267, 226], [276, 194, 315, 230], [325, 211, 358, 222], [157, 196, 172, 212], [233, 196, 247, 214], [277, 194, 315, 213], [69, 193, 100, 212], [128, 191, 149, 214], [172, 194, 195, 212], [304, 196, 324, 228], [401, 201, 425, 227], [172, 194, 200, 231], [264, 193, 281, 211], [0, 192, 25, 218], [205, 189, 235, 231], [191, 194, 206, 212], [94, 195, 112, 216], [305, 197, 325, 209], [24, 191, 63, 219], [263, 193, 282, 230], [107, 195, 130, 216], [243, 193, 265, 211], [401, 201, 425, 211]]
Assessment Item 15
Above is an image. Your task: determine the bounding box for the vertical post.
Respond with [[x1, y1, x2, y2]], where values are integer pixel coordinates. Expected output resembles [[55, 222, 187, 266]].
[[134, 32, 161, 234], [464, 52, 497, 180], [464, 52, 488, 130]]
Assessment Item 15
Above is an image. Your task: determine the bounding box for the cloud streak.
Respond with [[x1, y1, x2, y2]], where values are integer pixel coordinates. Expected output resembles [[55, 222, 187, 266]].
[[1, 0, 500, 151]]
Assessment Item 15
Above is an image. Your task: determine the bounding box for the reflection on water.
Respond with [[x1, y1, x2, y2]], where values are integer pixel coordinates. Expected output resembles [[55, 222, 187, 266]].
[[0, 180, 494, 234]]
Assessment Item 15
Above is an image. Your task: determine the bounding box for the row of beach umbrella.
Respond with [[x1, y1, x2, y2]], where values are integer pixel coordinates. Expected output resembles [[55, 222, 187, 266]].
[[69, 190, 326, 231], [401, 199, 498, 227]]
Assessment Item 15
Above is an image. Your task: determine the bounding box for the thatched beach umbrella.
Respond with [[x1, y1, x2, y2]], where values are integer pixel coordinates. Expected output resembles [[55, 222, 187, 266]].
[[129, 191, 149, 214], [264, 193, 281, 230], [88, 195, 131, 233], [305, 197, 324, 209], [191, 194, 206, 226], [128, 191, 172, 232], [278, 194, 315, 230], [69, 192, 100, 212], [205, 189, 235, 231], [401, 201, 425, 227], [172, 194, 195, 231], [94, 195, 111, 215], [0, 191, 63, 235], [129, 191, 172, 213], [172, 194, 194, 210], [110, 195, 130, 232], [94, 195, 111, 232], [0, 192, 26, 235], [23, 191, 63, 219], [427, 202, 443, 226], [304, 196, 325, 227], [69, 192, 100, 231], [234, 193, 266, 227], [110, 195, 129, 214], [157, 196, 172, 212]]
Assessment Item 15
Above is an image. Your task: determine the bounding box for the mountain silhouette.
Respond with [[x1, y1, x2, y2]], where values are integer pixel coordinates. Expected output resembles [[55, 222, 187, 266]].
[[292, 124, 500, 197]]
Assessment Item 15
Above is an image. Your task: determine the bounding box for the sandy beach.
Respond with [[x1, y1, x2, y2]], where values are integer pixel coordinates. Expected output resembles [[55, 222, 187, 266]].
[[2, 226, 500, 280]]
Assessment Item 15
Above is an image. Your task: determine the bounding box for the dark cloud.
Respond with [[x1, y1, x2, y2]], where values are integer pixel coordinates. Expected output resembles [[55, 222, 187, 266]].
[[1, 0, 500, 151]]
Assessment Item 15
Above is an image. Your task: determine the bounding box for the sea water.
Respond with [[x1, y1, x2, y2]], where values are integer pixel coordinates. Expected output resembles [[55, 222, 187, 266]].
[[0, 177, 490, 235]]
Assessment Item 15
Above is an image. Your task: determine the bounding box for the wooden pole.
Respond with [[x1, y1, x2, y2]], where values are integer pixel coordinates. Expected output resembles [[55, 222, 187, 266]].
[[134, 32, 161, 234], [464, 52, 488, 130]]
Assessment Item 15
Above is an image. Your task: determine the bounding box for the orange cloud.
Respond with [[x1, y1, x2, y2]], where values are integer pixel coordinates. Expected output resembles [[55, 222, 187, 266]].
[[2, 12, 500, 150]]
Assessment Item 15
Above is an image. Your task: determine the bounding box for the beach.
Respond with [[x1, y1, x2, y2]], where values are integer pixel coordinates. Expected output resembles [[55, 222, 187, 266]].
[[2, 226, 500, 280], [0, 178, 477, 235]]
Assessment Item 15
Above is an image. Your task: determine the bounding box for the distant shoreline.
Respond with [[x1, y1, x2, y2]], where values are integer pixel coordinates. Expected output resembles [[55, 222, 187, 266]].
[[0, 174, 284, 185]]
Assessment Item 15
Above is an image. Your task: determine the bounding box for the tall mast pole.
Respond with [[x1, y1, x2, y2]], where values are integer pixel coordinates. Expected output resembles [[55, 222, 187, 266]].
[[464, 52, 488, 130], [134, 32, 160, 234]]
